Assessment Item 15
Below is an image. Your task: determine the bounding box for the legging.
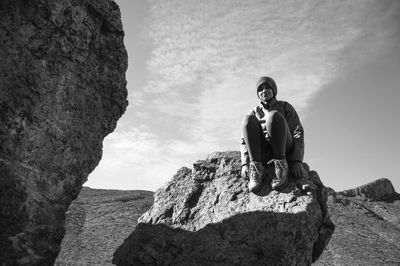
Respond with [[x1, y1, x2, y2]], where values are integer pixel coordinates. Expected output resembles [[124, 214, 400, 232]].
[[242, 110, 293, 163]]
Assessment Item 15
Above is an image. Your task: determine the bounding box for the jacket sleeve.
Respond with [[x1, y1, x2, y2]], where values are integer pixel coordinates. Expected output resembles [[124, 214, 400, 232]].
[[240, 137, 249, 166], [284, 102, 304, 162], [240, 110, 256, 166]]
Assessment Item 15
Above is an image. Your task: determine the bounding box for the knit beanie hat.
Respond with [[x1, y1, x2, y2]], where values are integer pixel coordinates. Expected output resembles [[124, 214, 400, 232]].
[[256, 76, 277, 97]]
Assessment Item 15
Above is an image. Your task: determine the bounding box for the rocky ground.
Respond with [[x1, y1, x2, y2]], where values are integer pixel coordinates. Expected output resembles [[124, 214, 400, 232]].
[[315, 180, 400, 265], [55, 188, 153, 266], [57, 170, 400, 265]]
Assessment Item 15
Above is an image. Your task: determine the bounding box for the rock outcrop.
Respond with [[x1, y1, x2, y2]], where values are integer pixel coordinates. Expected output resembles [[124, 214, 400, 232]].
[[113, 151, 334, 265], [337, 178, 396, 201], [0, 0, 127, 265]]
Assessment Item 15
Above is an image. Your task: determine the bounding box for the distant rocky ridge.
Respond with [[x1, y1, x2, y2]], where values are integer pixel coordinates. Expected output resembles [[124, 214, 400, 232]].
[[336, 178, 396, 201], [113, 151, 334, 265], [0, 0, 127, 265]]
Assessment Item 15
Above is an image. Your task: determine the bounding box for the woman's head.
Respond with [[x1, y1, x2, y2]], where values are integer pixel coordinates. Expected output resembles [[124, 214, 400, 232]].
[[256, 76, 277, 98]]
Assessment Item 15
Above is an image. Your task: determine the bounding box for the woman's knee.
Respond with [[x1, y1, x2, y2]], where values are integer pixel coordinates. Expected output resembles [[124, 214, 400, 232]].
[[267, 110, 284, 121], [242, 114, 258, 129], [265, 110, 288, 132], [265, 110, 286, 125]]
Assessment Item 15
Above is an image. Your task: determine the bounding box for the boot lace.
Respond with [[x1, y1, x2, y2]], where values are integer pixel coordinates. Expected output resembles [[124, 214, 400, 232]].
[[250, 162, 261, 181]]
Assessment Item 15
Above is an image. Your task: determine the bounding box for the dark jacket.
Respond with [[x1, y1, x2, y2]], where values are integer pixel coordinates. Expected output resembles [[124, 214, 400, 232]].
[[241, 98, 304, 165]]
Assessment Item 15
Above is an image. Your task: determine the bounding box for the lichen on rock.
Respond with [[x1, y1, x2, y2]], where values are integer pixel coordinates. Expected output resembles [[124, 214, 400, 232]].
[[113, 151, 334, 266], [0, 0, 127, 265]]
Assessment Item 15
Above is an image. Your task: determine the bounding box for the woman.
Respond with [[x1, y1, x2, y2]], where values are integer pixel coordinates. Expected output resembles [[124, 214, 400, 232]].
[[241, 76, 306, 193]]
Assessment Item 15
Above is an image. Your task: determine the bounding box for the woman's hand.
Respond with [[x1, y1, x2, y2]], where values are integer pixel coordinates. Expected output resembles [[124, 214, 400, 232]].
[[241, 165, 249, 179], [291, 161, 306, 179]]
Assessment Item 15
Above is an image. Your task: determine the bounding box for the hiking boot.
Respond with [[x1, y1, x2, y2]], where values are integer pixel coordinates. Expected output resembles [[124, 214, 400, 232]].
[[269, 159, 288, 190], [248, 161, 264, 193]]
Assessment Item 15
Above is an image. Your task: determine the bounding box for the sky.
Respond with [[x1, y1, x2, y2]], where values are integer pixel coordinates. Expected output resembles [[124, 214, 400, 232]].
[[85, 0, 400, 193]]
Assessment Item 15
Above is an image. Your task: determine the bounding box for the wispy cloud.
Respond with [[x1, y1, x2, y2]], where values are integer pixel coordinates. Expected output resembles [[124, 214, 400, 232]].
[[136, 0, 373, 142], [87, 0, 400, 190]]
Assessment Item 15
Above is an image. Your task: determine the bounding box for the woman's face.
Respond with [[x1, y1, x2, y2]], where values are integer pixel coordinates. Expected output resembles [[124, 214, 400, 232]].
[[257, 85, 274, 102]]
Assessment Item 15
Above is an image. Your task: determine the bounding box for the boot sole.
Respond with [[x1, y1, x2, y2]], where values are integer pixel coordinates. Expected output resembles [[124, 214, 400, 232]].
[[249, 183, 263, 193]]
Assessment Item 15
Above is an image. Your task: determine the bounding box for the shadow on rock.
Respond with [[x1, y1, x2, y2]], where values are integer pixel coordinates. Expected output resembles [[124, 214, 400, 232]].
[[113, 210, 325, 266]]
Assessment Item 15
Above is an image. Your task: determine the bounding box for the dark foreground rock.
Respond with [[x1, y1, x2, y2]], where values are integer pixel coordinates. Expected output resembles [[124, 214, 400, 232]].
[[315, 179, 400, 265], [0, 0, 127, 265], [113, 151, 334, 266], [55, 188, 153, 266]]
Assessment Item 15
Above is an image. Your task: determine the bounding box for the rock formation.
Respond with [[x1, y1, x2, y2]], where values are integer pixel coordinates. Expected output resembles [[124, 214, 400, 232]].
[[336, 178, 396, 201], [113, 151, 334, 265], [0, 0, 127, 265]]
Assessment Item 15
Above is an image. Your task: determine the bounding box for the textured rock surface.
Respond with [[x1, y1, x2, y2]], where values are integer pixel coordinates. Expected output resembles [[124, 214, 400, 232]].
[[53, 179, 399, 265], [0, 0, 127, 265], [55, 187, 153, 266], [315, 180, 400, 265], [113, 151, 334, 265]]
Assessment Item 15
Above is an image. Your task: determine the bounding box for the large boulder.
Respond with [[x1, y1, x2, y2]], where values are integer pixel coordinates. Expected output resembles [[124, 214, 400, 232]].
[[0, 0, 127, 265], [113, 151, 334, 265]]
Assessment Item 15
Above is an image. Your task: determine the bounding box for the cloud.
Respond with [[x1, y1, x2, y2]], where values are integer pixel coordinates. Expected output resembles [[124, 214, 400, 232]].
[[86, 125, 221, 191], [88, 0, 400, 190], [137, 0, 375, 138]]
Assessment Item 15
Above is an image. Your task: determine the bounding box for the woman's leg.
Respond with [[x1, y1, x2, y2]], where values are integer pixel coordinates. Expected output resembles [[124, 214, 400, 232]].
[[264, 110, 293, 159], [264, 110, 292, 190], [242, 114, 270, 192], [242, 114, 270, 163]]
